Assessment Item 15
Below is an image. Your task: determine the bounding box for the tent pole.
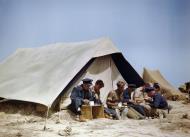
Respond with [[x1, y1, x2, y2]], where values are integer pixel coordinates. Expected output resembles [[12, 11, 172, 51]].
[[43, 106, 49, 131]]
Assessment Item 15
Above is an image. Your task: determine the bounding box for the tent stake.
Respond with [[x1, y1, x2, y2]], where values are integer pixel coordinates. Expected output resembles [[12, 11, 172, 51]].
[[43, 106, 49, 131]]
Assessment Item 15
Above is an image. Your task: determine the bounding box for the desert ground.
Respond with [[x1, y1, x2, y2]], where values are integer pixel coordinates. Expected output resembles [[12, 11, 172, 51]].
[[0, 101, 190, 137]]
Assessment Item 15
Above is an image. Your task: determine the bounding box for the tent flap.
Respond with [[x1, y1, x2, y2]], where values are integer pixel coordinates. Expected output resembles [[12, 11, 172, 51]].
[[112, 53, 144, 87]]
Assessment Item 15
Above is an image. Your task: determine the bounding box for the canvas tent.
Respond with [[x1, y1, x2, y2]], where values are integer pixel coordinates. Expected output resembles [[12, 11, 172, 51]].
[[0, 38, 144, 111], [143, 68, 185, 100]]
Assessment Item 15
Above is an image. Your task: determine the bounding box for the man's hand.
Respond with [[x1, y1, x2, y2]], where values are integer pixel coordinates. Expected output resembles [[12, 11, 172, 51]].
[[129, 99, 135, 103], [144, 97, 152, 102], [114, 102, 119, 106], [136, 100, 143, 104], [123, 102, 128, 106]]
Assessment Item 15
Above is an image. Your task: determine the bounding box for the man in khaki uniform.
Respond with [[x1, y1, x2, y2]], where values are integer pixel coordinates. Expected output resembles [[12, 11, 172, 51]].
[[106, 81, 144, 120], [106, 81, 127, 119]]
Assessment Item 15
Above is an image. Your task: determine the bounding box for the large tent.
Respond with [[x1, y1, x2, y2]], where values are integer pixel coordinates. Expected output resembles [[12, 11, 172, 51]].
[[143, 68, 185, 100], [0, 38, 144, 110]]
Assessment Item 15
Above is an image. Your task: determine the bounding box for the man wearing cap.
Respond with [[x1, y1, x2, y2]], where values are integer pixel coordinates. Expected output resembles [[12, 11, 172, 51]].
[[145, 87, 169, 118], [69, 78, 94, 115], [123, 84, 146, 119]]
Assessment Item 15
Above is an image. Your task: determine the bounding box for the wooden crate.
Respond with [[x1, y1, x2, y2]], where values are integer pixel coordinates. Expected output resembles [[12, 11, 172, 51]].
[[80, 105, 93, 120], [92, 105, 104, 119], [80, 105, 104, 120]]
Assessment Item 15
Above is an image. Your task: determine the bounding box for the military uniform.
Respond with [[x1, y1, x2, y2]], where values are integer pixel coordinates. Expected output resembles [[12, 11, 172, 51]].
[[69, 85, 94, 114], [106, 90, 123, 109], [131, 87, 151, 117], [105, 90, 125, 119], [123, 88, 146, 117], [148, 93, 169, 118], [106, 89, 144, 120], [145, 87, 169, 118], [150, 93, 168, 109]]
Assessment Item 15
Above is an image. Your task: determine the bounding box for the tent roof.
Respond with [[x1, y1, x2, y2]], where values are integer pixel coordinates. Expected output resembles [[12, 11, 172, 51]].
[[143, 68, 172, 87], [0, 38, 143, 107]]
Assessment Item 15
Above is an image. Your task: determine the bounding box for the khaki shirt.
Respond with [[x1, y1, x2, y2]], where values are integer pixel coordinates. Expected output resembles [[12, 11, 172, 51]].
[[106, 90, 123, 108], [131, 87, 148, 104]]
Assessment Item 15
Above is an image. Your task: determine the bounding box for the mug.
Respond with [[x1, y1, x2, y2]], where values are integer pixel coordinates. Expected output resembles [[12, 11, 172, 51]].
[[89, 101, 94, 106], [118, 102, 122, 107]]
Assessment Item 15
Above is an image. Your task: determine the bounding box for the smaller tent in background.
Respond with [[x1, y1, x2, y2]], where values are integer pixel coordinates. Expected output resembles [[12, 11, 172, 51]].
[[143, 68, 185, 100]]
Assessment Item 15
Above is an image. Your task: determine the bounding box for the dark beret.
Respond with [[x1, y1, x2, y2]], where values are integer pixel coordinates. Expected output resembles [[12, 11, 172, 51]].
[[82, 78, 93, 85], [145, 87, 154, 93]]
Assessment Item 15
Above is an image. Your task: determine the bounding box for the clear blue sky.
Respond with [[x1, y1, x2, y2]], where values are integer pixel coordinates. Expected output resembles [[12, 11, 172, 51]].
[[0, 0, 190, 87]]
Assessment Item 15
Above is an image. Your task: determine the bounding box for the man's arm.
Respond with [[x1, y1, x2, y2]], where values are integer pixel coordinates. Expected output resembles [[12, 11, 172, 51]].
[[106, 91, 118, 107], [70, 87, 83, 102], [134, 97, 144, 104], [92, 92, 102, 104], [150, 95, 160, 108], [107, 100, 118, 107], [122, 90, 134, 104]]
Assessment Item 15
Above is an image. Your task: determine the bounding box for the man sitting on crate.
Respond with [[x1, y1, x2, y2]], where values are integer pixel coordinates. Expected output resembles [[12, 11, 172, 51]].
[[69, 78, 94, 115]]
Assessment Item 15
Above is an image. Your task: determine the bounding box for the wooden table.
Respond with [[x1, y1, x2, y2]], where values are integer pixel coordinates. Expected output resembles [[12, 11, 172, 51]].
[[80, 105, 105, 120]]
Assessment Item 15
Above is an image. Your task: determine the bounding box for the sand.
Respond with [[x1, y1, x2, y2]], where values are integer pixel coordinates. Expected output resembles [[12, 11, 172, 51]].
[[0, 101, 190, 137]]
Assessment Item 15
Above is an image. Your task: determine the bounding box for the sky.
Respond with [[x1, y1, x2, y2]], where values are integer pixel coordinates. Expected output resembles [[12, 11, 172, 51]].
[[0, 0, 190, 87]]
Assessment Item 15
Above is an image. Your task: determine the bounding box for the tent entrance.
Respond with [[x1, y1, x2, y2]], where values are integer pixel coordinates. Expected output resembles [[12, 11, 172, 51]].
[[58, 55, 126, 109]]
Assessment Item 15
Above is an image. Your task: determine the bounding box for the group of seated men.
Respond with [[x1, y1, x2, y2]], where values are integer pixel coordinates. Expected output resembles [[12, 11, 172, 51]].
[[69, 78, 171, 120]]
